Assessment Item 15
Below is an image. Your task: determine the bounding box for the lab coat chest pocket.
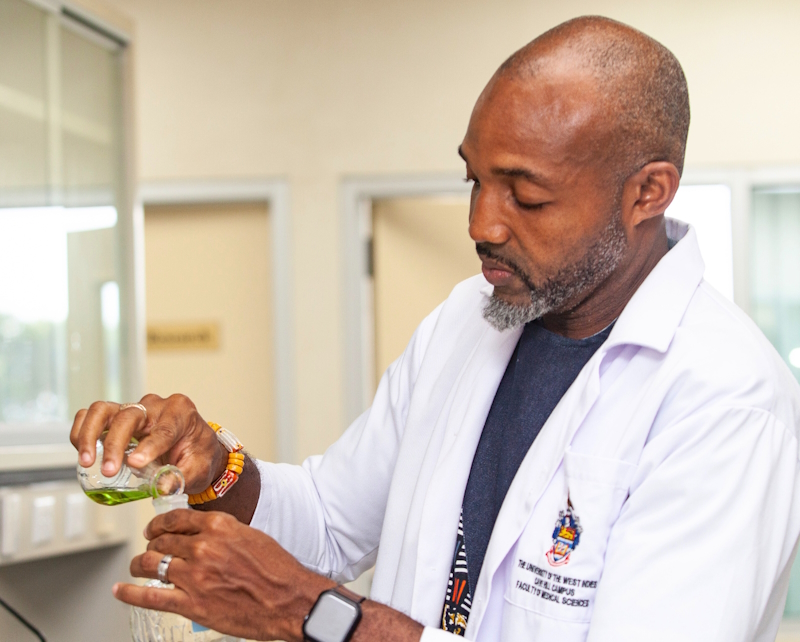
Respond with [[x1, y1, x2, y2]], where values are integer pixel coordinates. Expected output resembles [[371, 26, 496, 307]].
[[505, 451, 636, 625]]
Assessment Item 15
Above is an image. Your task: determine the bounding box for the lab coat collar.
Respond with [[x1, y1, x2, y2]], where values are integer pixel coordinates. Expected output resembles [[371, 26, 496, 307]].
[[604, 218, 703, 354], [480, 219, 703, 354]]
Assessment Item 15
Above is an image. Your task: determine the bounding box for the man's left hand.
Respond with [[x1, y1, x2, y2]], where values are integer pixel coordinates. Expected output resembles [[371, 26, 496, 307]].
[[113, 509, 335, 641]]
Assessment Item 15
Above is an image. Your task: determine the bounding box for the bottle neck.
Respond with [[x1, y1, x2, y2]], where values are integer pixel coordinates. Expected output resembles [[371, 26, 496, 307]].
[[153, 493, 190, 514], [147, 464, 186, 499]]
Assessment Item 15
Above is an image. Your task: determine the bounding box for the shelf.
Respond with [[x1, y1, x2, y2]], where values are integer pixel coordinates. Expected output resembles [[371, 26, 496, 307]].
[[0, 443, 76, 472]]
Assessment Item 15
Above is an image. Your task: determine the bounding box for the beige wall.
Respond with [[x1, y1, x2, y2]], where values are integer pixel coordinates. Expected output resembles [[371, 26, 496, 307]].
[[107, 0, 800, 461], [373, 197, 478, 384], [144, 202, 275, 462]]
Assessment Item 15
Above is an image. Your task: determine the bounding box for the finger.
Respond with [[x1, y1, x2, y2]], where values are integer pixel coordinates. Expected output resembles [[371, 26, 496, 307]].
[[130, 550, 189, 584], [145, 508, 205, 540], [101, 406, 149, 476], [146, 533, 196, 559], [70, 408, 88, 459], [127, 393, 192, 468], [113, 581, 191, 614], [126, 421, 182, 470], [75, 401, 119, 469]]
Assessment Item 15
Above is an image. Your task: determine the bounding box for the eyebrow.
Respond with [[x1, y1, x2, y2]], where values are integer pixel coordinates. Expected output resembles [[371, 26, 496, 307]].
[[458, 145, 550, 188]]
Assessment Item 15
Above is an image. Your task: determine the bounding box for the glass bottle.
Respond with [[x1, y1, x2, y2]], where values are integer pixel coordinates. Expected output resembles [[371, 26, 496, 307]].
[[77, 433, 185, 505], [130, 494, 244, 642]]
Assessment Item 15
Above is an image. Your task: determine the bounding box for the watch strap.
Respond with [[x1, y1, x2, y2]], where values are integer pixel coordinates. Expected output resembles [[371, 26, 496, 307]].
[[333, 585, 366, 604]]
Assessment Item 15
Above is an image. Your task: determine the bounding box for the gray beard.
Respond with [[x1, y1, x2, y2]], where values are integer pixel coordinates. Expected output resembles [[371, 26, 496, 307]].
[[482, 215, 627, 331]]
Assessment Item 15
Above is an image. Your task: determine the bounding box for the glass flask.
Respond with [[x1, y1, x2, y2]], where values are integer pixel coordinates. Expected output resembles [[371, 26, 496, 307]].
[[130, 494, 244, 642], [77, 434, 185, 505]]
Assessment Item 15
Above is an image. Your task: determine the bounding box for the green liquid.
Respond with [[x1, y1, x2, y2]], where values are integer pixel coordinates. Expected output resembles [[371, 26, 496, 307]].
[[85, 488, 152, 506]]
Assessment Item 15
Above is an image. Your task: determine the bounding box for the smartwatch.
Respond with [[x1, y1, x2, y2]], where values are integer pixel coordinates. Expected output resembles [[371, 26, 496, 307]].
[[303, 585, 365, 642]]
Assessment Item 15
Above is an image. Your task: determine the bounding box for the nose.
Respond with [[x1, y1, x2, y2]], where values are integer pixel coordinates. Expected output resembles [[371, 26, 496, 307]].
[[468, 185, 510, 246]]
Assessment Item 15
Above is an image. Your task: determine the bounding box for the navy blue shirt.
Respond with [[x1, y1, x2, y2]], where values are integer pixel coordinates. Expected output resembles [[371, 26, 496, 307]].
[[461, 320, 613, 597]]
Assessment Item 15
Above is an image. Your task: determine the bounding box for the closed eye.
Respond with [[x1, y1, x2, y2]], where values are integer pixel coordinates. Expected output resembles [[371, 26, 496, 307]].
[[464, 177, 480, 190], [515, 198, 547, 211]]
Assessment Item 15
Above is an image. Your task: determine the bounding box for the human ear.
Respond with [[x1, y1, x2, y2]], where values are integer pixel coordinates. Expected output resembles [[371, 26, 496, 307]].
[[623, 161, 681, 227]]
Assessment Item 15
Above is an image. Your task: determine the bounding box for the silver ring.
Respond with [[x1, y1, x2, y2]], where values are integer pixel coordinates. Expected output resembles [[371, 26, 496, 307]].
[[157, 554, 173, 584], [120, 403, 147, 421]]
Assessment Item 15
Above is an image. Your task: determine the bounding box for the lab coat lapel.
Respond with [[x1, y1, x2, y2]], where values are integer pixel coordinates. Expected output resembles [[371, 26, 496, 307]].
[[372, 314, 492, 609], [468, 350, 604, 636], [408, 322, 522, 624]]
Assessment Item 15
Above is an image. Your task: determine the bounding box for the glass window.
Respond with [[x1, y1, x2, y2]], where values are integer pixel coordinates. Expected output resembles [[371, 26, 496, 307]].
[[0, 0, 127, 448], [0, 0, 48, 204], [750, 187, 800, 617], [665, 184, 734, 300], [751, 189, 800, 385]]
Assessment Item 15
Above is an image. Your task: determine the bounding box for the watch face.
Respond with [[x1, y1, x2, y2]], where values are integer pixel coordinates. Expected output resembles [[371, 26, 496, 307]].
[[304, 593, 360, 642]]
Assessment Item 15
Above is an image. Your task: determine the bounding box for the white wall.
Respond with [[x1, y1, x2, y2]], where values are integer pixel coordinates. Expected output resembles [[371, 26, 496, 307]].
[[108, 0, 800, 461]]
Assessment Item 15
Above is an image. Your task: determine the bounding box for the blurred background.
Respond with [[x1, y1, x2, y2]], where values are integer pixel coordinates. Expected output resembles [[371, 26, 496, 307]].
[[1, 0, 799, 639]]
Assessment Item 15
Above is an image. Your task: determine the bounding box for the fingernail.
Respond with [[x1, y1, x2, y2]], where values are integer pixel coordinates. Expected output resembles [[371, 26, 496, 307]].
[[143, 527, 148, 539], [128, 453, 144, 465], [102, 461, 115, 475], [80, 452, 91, 466], [112, 583, 119, 596]]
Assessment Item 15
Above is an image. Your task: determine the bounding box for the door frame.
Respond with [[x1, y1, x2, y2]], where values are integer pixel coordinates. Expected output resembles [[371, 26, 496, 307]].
[[340, 175, 471, 425], [340, 167, 800, 428], [138, 179, 296, 463]]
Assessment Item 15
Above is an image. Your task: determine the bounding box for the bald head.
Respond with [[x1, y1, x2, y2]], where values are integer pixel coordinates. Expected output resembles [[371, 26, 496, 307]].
[[462, 17, 689, 335], [498, 16, 690, 185]]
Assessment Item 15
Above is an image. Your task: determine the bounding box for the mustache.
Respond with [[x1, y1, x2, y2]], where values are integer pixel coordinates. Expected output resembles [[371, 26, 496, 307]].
[[475, 243, 536, 292]]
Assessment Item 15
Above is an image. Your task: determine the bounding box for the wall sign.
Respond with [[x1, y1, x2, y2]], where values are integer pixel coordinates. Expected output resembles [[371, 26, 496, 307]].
[[147, 323, 220, 351]]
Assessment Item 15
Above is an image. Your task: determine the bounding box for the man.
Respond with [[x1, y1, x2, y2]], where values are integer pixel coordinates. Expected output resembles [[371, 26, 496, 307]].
[[72, 16, 800, 642]]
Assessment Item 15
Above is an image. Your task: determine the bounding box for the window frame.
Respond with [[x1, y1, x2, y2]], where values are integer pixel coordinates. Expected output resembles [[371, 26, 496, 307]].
[[0, 0, 137, 471]]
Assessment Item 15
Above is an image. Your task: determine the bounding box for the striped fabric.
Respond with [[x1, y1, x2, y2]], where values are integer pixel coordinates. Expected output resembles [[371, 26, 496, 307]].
[[441, 508, 472, 635]]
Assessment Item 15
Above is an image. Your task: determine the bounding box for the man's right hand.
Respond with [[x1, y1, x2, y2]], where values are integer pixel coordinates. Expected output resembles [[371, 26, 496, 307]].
[[70, 394, 228, 495]]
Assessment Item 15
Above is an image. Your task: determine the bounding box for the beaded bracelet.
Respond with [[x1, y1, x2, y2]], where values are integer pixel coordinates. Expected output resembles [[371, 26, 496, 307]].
[[188, 422, 245, 506]]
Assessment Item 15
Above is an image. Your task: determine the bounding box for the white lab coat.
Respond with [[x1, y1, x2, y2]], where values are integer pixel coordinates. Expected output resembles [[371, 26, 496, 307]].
[[250, 219, 800, 641]]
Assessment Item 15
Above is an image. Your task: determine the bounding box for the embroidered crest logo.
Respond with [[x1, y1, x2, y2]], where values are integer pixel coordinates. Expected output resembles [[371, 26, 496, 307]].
[[546, 498, 582, 567]]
